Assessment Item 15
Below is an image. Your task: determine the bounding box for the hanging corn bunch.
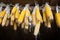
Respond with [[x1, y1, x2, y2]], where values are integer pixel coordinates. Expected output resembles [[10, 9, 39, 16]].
[[0, 3, 59, 34]]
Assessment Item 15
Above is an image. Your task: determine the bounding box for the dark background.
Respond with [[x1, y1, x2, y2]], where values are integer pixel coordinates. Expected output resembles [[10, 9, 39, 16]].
[[0, 0, 60, 6], [0, 0, 60, 40]]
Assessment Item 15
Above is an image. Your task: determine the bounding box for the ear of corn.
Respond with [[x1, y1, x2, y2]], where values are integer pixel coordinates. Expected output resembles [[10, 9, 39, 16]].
[[15, 8, 20, 19], [42, 8, 47, 22], [34, 21, 40, 36], [35, 5, 43, 23], [0, 10, 6, 18], [10, 4, 19, 26], [18, 7, 26, 24], [45, 3, 53, 21], [2, 13, 8, 26], [0, 9, 6, 25], [44, 3, 54, 28], [24, 17, 29, 30], [5, 13, 10, 26], [55, 6, 60, 27], [0, 6, 3, 24], [42, 8, 48, 27], [55, 13, 60, 27], [24, 6, 31, 30], [15, 5, 20, 20], [10, 4, 18, 26], [18, 4, 29, 24], [10, 14, 15, 25], [11, 6, 17, 14], [32, 7, 36, 26], [33, 5, 42, 36]]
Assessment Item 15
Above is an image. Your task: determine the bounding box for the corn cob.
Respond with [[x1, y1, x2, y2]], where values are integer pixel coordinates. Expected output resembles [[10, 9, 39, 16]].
[[5, 13, 10, 26], [10, 14, 15, 25], [0, 6, 3, 24], [45, 3, 53, 21], [18, 8, 26, 24], [10, 4, 18, 25], [0, 9, 6, 24], [42, 8, 47, 22], [34, 5, 42, 36], [32, 6, 36, 26], [55, 6, 60, 27], [24, 6, 31, 30], [15, 6, 20, 23], [15, 7, 20, 19], [18, 4, 29, 24], [24, 17, 29, 30], [2, 13, 8, 26], [11, 5, 17, 14], [35, 5, 43, 23], [55, 13, 60, 27], [42, 8, 48, 27], [34, 21, 40, 36], [44, 3, 53, 28]]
